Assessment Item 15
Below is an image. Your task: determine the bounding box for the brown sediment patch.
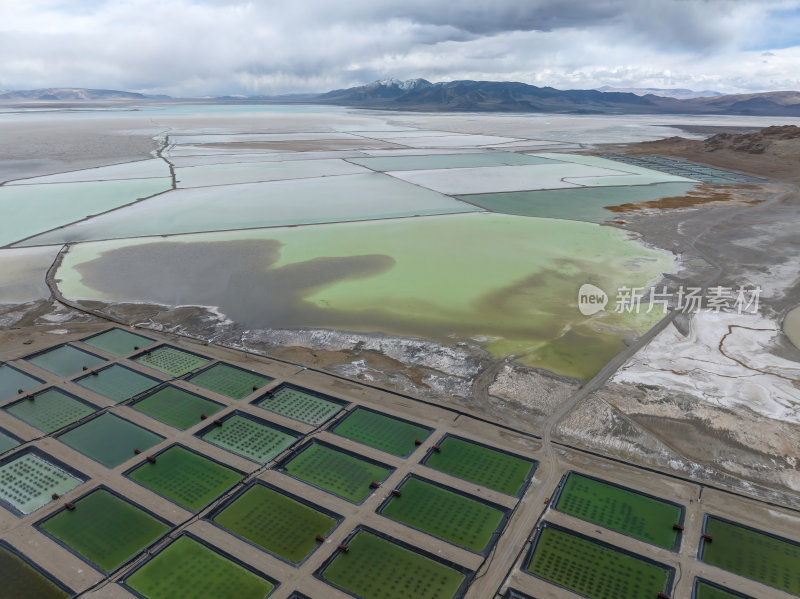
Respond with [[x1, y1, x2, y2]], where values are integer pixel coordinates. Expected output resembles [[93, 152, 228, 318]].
[[605, 184, 763, 213]]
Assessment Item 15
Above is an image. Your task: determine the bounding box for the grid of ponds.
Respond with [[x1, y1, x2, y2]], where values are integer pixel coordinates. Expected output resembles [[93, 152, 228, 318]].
[[133, 385, 224, 429], [74, 364, 159, 402], [318, 528, 469, 599], [211, 482, 340, 564], [253, 383, 346, 426], [279, 441, 392, 503], [4, 388, 97, 433], [330, 407, 432, 457], [601, 154, 765, 184], [199, 412, 298, 463], [25, 345, 107, 378], [126, 445, 242, 512], [82, 328, 156, 356], [423, 436, 536, 496], [0, 543, 71, 599], [37, 488, 171, 573], [526, 523, 673, 599], [188, 362, 272, 399], [133, 345, 211, 377], [694, 579, 753, 599], [379, 476, 508, 554], [0, 450, 85, 515], [699, 515, 800, 595], [57, 412, 164, 469], [0, 363, 43, 400], [553, 471, 683, 549], [125, 535, 276, 599]]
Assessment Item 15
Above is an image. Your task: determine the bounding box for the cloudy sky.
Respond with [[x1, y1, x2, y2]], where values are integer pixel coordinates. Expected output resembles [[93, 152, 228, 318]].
[[2, 0, 800, 96]]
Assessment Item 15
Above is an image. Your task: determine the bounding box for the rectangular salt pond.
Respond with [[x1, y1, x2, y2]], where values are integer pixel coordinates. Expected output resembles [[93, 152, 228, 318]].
[[422, 435, 536, 497], [700, 515, 800, 595], [379, 476, 508, 554], [188, 362, 273, 399], [553, 471, 684, 550], [175, 158, 369, 188], [211, 482, 340, 564], [347, 152, 556, 172], [25, 344, 107, 378], [0, 543, 71, 599], [125, 534, 276, 599], [534, 152, 696, 186], [0, 450, 85, 516], [253, 383, 347, 426], [82, 328, 156, 355], [199, 412, 298, 464], [133, 385, 224, 429], [278, 440, 392, 504], [526, 524, 673, 599], [133, 345, 211, 377], [74, 364, 160, 402], [694, 579, 754, 599], [4, 388, 98, 433], [0, 363, 43, 400], [57, 412, 164, 469], [7, 159, 169, 185], [37, 487, 171, 573], [318, 528, 470, 599], [377, 134, 521, 148], [126, 445, 242, 512], [330, 407, 432, 457]]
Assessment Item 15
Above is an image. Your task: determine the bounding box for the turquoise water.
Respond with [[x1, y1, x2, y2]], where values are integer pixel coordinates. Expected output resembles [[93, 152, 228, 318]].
[[0, 364, 42, 400]]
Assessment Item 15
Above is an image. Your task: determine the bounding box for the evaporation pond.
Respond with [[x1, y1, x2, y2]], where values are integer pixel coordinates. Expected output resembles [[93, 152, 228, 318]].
[[380, 477, 506, 553], [134, 346, 210, 377], [700, 516, 800, 595], [58, 413, 164, 468], [126, 535, 275, 599], [5, 388, 96, 433], [0, 364, 42, 400], [133, 385, 223, 429], [424, 436, 535, 496], [255, 385, 344, 425], [201, 414, 297, 463], [527, 525, 671, 599], [320, 529, 466, 599], [75, 365, 159, 402], [213, 483, 338, 564], [128, 445, 242, 511], [348, 152, 555, 172], [0, 545, 70, 599], [0, 430, 20, 453], [331, 407, 431, 456], [25, 345, 107, 378], [188, 363, 272, 399], [0, 451, 83, 515], [555, 472, 682, 549], [83, 328, 156, 355], [695, 580, 752, 599], [281, 442, 391, 503], [38, 488, 170, 573]]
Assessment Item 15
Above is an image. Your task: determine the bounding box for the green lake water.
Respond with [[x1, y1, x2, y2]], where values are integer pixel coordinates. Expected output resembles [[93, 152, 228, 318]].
[[0, 545, 69, 598], [133, 385, 223, 429], [57, 413, 163, 468], [331, 407, 431, 456]]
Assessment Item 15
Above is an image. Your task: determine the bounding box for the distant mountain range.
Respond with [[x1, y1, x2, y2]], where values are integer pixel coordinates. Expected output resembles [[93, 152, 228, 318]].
[[2, 80, 800, 116], [595, 85, 722, 99]]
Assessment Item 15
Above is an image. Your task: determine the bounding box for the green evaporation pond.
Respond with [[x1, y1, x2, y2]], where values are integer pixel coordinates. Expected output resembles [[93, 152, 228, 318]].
[[527, 526, 670, 599], [283, 443, 390, 503], [188, 363, 272, 399], [26, 345, 107, 378], [321, 529, 466, 599], [39, 488, 170, 573], [331, 408, 430, 457], [133, 385, 222, 429], [5, 388, 96, 433], [255, 386, 343, 426], [701, 516, 800, 595], [213, 484, 337, 564], [75, 365, 159, 402], [134, 346, 210, 377], [381, 478, 505, 553], [58, 413, 163, 468], [695, 581, 751, 599], [0, 430, 20, 454], [424, 437, 534, 496], [127, 535, 275, 599], [128, 446, 242, 511], [0, 364, 42, 400], [348, 152, 554, 172], [0, 545, 69, 599], [0, 452, 83, 515], [201, 414, 296, 463], [555, 473, 682, 549], [83, 328, 156, 355]]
